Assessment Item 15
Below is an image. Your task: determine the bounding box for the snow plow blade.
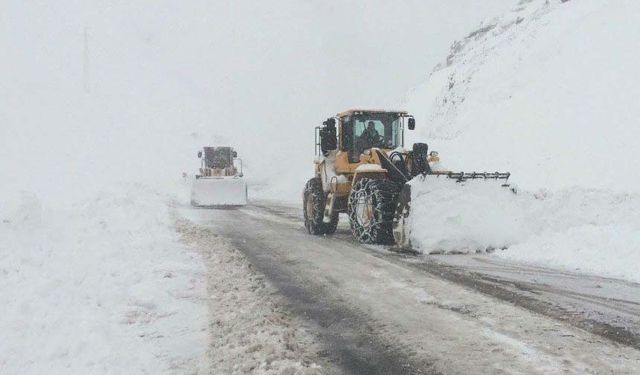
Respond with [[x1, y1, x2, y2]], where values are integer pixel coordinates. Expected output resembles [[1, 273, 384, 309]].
[[191, 177, 248, 207], [392, 172, 511, 250]]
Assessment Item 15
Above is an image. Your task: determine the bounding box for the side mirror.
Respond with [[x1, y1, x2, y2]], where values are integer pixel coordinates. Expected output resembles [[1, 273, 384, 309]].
[[232, 151, 238, 158], [197, 151, 202, 158], [408, 118, 416, 130]]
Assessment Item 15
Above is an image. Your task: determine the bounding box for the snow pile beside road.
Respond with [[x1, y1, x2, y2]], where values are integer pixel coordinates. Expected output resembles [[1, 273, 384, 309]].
[[176, 220, 323, 374], [500, 188, 640, 283], [410, 178, 640, 282], [405, 0, 640, 282], [0, 185, 208, 373]]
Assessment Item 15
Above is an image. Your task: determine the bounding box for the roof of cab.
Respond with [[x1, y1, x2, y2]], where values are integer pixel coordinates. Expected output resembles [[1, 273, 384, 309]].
[[336, 109, 409, 117]]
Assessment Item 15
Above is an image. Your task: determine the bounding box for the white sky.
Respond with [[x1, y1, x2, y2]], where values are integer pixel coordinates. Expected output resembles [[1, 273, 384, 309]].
[[1, 0, 515, 201]]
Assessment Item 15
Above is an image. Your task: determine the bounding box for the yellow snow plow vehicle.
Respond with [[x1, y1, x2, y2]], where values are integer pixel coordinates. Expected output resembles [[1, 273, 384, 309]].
[[303, 109, 510, 248], [191, 146, 247, 207]]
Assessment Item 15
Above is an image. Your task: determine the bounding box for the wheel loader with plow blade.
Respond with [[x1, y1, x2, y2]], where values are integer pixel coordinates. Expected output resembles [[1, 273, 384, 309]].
[[191, 146, 248, 207], [303, 109, 510, 249]]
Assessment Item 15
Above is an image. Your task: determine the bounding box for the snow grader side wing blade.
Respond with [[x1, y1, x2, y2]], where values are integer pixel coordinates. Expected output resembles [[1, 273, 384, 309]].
[[191, 177, 248, 207], [392, 171, 511, 250], [432, 171, 511, 184]]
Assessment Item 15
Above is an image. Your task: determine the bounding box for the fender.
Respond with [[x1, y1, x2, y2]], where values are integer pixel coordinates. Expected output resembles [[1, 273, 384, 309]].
[[352, 163, 387, 186]]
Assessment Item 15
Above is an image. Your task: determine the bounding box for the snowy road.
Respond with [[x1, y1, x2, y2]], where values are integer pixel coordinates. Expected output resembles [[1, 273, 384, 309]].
[[181, 202, 640, 374]]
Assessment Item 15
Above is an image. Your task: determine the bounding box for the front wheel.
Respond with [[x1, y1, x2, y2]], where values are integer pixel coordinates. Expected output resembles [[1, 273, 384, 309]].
[[348, 178, 399, 244], [303, 177, 338, 235]]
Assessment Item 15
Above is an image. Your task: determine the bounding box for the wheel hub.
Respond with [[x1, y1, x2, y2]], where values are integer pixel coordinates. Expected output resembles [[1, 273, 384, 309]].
[[306, 193, 316, 218], [354, 193, 374, 227]]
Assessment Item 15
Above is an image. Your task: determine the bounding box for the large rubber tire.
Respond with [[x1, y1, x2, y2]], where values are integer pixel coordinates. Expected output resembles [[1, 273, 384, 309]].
[[348, 178, 399, 244], [303, 177, 339, 235]]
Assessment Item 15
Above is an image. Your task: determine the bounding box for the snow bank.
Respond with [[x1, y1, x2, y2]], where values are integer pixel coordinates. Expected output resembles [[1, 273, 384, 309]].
[[410, 177, 640, 282], [405, 0, 640, 282], [0, 185, 208, 373], [1, 4, 214, 370], [177, 220, 323, 374]]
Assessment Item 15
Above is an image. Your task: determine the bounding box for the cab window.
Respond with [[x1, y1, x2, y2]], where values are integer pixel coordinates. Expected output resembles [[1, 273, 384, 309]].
[[354, 120, 385, 138]]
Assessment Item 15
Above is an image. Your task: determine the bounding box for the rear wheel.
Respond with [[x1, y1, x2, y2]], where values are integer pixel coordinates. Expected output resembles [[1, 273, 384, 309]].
[[348, 178, 399, 244], [303, 177, 338, 235]]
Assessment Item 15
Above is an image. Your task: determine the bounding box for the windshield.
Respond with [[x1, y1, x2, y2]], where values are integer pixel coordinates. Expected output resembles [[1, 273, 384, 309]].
[[352, 113, 402, 151], [203, 147, 233, 169]]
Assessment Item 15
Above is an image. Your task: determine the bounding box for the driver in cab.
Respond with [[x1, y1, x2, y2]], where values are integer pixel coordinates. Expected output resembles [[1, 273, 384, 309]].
[[361, 121, 381, 148]]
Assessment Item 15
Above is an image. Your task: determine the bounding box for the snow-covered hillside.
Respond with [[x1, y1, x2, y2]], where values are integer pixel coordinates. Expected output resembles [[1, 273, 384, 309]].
[[405, 0, 640, 282]]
